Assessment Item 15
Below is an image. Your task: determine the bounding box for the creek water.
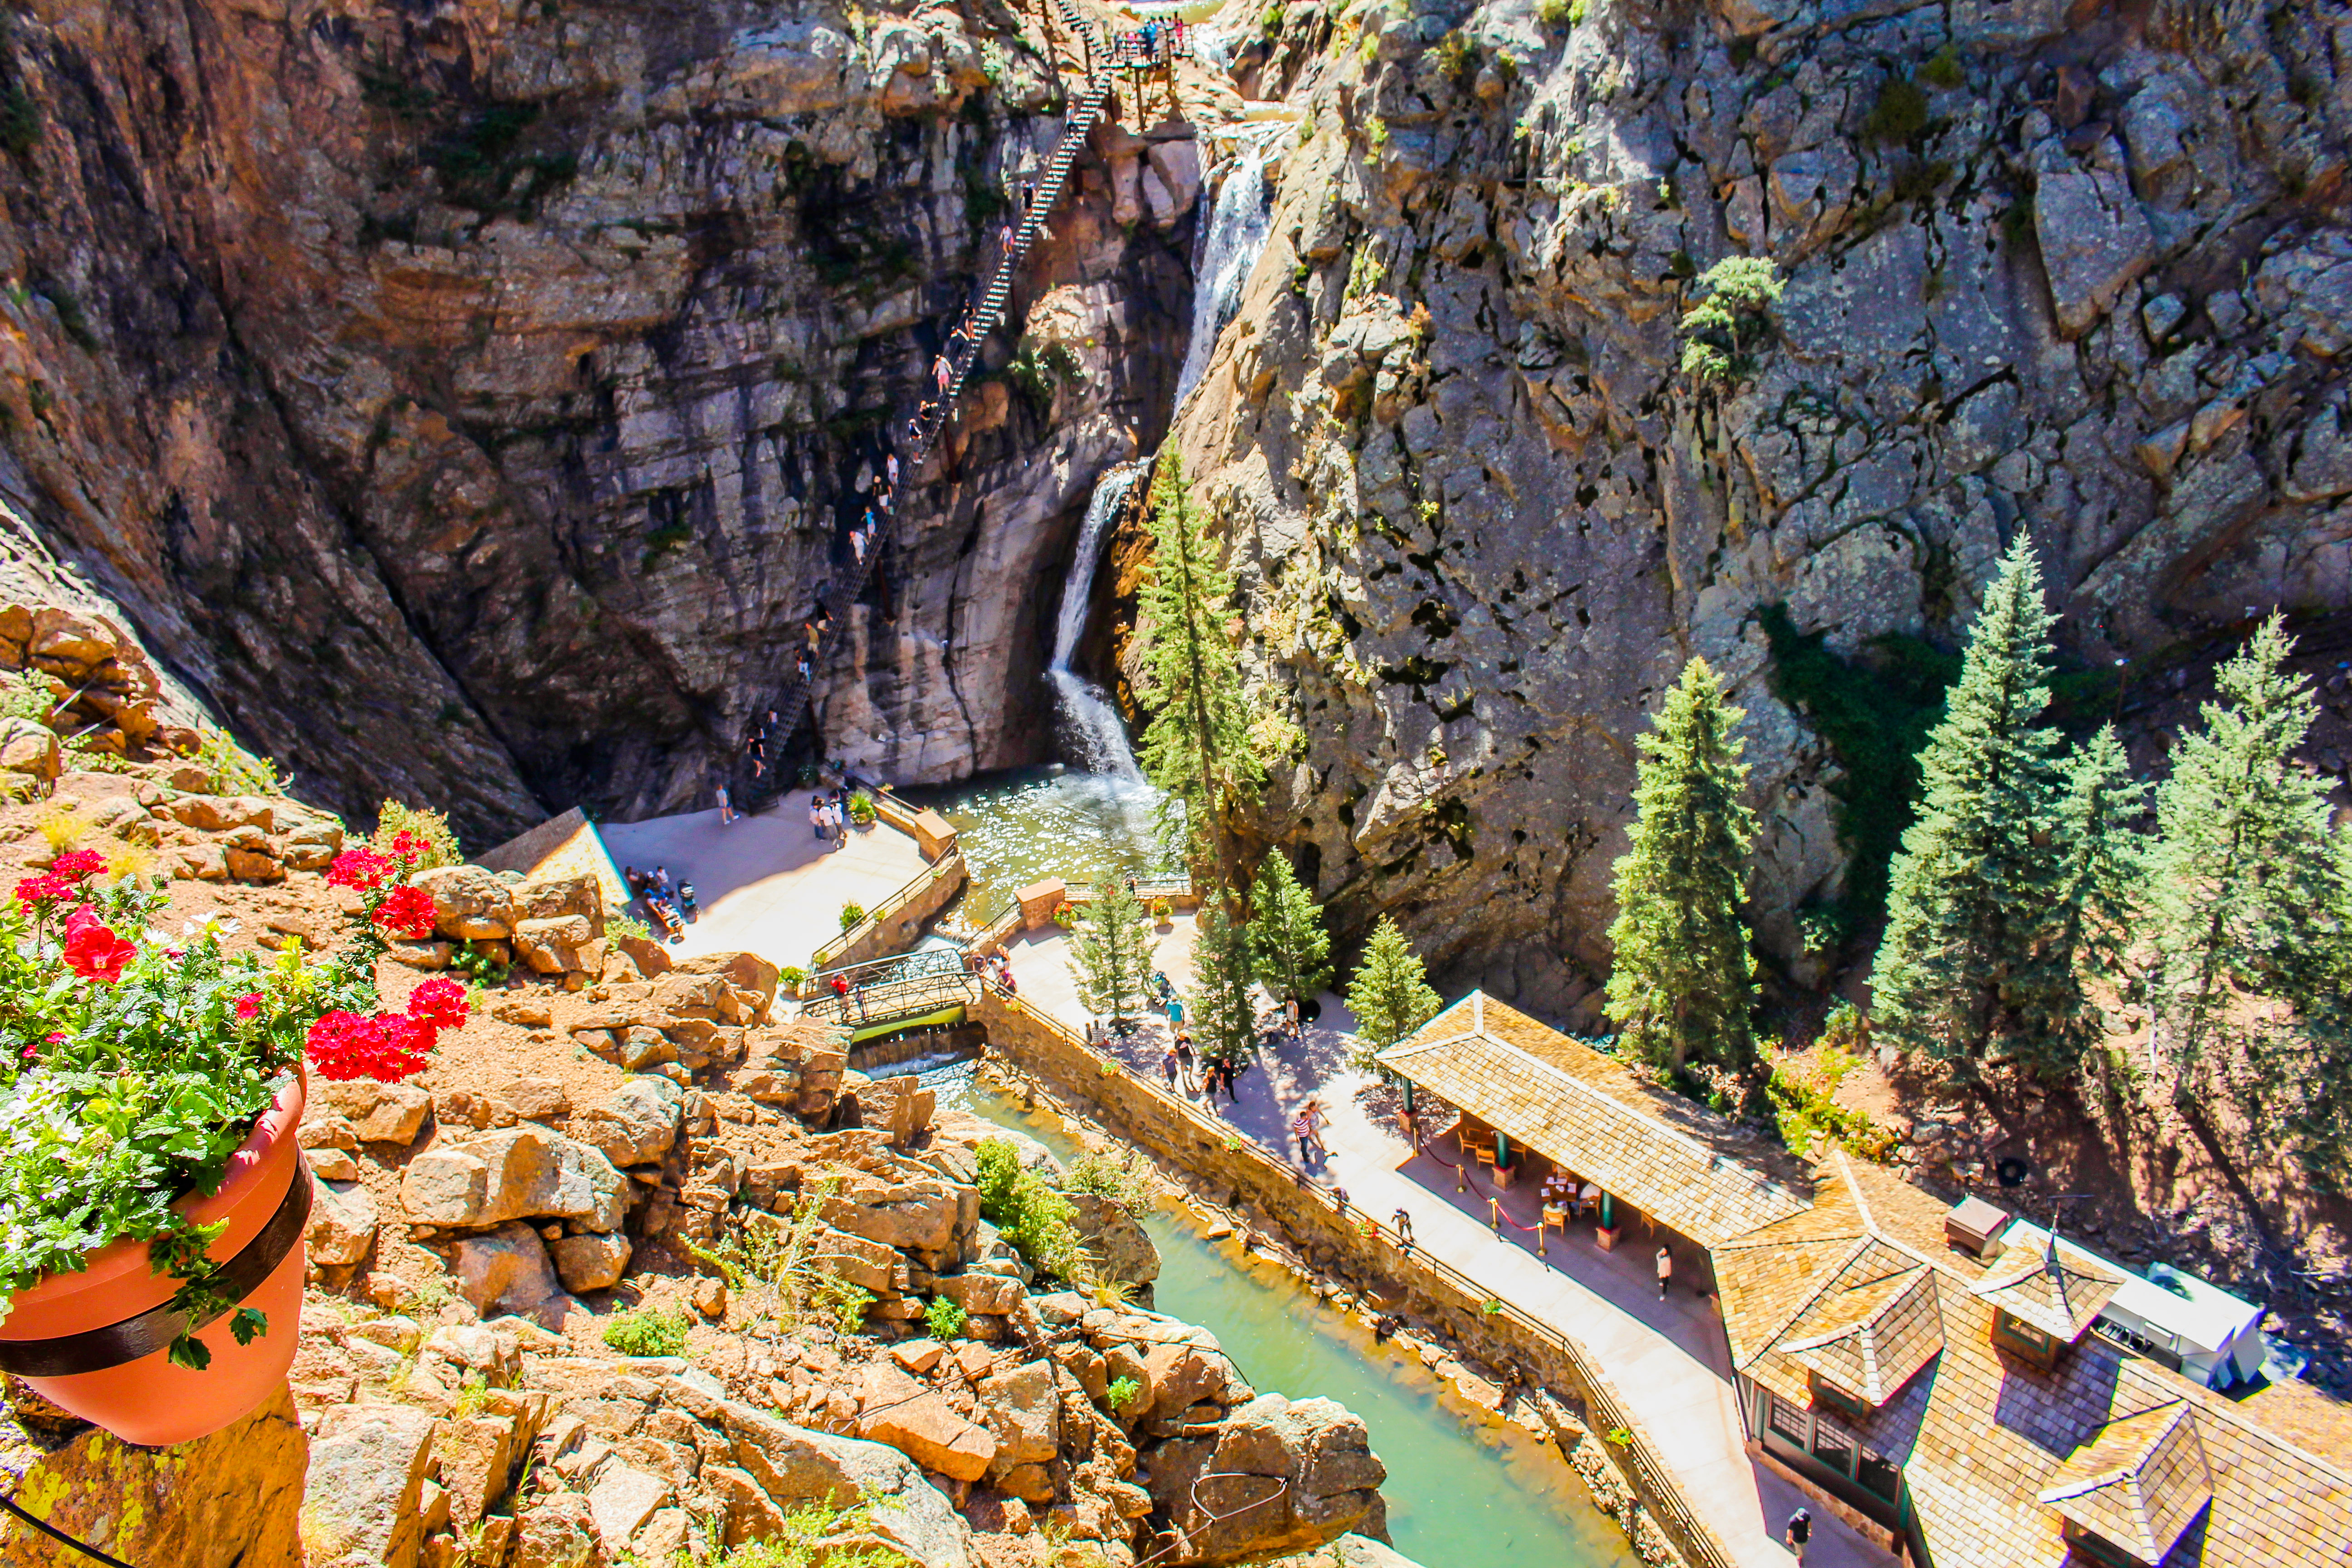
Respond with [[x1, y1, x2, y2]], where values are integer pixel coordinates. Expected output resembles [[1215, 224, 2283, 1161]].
[[907, 768, 1171, 925], [930, 1065, 1642, 1568]]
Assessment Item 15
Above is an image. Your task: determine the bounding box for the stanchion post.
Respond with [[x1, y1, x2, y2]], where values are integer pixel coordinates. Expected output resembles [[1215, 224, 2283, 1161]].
[[1490, 1198, 1501, 1236]]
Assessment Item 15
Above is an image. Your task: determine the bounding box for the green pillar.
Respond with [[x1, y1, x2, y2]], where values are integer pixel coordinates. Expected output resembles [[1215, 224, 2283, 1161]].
[[1600, 1192, 1615, 1229], [1495, 1131, 1510, 1168], [1403, 1082, 1415, 1113]]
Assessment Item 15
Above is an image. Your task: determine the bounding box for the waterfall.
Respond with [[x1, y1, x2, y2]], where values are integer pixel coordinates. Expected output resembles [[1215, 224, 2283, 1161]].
[[1173, 144, 1274, 410], [1047, 461, 1148, 776]]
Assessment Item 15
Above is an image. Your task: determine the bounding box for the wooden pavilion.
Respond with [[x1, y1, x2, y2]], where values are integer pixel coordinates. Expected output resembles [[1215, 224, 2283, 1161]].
[[1374, 991, 1812, 1256]]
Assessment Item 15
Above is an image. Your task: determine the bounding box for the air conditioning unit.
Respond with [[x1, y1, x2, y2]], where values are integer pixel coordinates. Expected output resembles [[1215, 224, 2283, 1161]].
[[1945, 1196, 2012, 1260]]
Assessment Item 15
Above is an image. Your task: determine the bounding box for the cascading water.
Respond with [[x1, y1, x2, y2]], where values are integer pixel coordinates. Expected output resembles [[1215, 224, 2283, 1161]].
[[1173, 143, 1274, 410], [1047, 461, 1148, 775]]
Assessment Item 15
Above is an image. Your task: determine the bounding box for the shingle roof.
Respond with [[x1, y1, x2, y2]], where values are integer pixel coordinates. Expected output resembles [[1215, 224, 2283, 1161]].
[[1779, 1255, 1944, 1408], [1713, 1154, 2352, 1568], [2037, 1400, 2213, 1566], [1374, 992, 1811, 1245], [1969, 1229, 2127, 1342]]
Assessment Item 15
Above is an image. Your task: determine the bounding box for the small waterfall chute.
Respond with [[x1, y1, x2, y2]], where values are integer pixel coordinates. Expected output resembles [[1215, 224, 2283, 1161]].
[[1047, 461, 1149, 776], [1174, 142, 1275, 411]]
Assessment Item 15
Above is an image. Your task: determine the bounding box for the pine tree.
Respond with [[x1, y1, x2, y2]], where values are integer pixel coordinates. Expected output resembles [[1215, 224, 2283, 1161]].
[[1344, 916, 1442, 1066], [1134, 454, 1260, 887], [1602, 657, 1759, 1079], [2148, 618, 2345, 1129], [1068, 879, 1152, 1025], [1869, 537, 2078, 1075], [2053, 724, 2147, 989], [1250, 851, 1332, 1006], [1190, 898, 1258, 1069]]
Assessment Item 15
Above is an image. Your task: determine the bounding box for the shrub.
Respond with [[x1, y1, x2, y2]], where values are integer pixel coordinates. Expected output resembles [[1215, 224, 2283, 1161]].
[[1433, 29, 1475, 85], [451, 941, 509, 987], [974, 1139, 1092, 1282], [838, 902, 867, 932], [925, 1295, 969, 1339], [1677, 255, 1784, 387], [372, 800, 462, 869], [779, 965, 808, 991], [1065, 1148, 1153, 1218], [1921, 44, 1965, 89], [608, 914, 652, 942], [1536, 0, 1575, 26], [452, 1374, 491, 1418], [848, 790, 877, 826], [1107, 1375, 1142, 1413], [601, 1303, 691, 1357], [1862, 77, 1930, 147], [196, 725, 284, 796], [685, 1174, 877, 1333]]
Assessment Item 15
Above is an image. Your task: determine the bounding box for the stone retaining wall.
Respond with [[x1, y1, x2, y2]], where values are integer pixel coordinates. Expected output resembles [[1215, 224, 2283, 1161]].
[[971, 983, 1723, 1568], [810, 845, 968, 974]]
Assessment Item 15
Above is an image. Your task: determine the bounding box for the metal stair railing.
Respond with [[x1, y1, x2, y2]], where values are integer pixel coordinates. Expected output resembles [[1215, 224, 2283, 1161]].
[[738, 24, 1109, 801]]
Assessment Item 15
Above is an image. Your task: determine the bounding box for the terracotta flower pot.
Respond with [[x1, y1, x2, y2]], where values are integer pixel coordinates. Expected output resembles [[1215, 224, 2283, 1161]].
[[0, 1071, 310, 1446]]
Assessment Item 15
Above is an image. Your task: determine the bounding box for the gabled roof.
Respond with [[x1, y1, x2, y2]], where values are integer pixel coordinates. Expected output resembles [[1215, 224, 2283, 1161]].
[[1780, 1257, 1944, 1408], [1373, 992, 1810, 1245], [1969, 1230, 2127, 1342], [2037, 1401, 2213, 1565], [1711, 1154, 2352, 1568]]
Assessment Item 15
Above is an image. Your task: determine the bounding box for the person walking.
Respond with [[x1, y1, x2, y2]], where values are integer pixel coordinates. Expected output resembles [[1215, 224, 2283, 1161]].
[[1174, 1032, 1196, 1094], [1784, 1508, 1811, 1565], [809, 795, 828, 841], [1284, 995, 1302, 1040], [1292, 1097, 1328, 1162], [1656, 1245, 1674, 1299], [1392, 1208, 1414, 1250], [717, 784, 735, 824], [886, 452, 899, 489], [1161, 1041, 1181, 1090]]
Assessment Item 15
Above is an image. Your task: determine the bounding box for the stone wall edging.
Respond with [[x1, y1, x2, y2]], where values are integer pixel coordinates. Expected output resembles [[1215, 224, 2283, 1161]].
[[808, 843, 968, 974], [970, 984, 1731, 1568]]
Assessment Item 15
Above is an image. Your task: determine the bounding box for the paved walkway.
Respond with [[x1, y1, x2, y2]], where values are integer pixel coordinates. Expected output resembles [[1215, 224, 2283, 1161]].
[[600, 805, 931, 973], [1002, 925, 1897, 1568]]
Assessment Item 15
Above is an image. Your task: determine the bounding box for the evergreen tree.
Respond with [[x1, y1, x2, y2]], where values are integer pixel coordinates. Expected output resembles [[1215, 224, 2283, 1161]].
[[1190, 899, 1258, 1069], [2053, 724, 2147, 989], [1344, 916, 1443, 1067], [1602, 657, 1759, 1079], [2149, 618, 2346, 1135], [1134, 454, 1260, 887], [1869, 537, 2079, 1076], [1068, 879, 1152, 1026], [1250, 851, 1332, 1006]]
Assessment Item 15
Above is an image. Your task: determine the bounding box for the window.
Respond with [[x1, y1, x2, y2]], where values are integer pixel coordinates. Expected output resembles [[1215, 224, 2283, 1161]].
[[1857, 1445, 1902, 1502], [1810, 1414, 1856, 1476], [1992, 1308, 2060, 1367], [1767, 1392, 1812, 1449], [2061, 1522, 2143, 1568], [1808, 1370, 1869, 1421]]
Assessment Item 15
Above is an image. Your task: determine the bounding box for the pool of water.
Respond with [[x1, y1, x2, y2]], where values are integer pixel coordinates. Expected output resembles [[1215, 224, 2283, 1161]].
[[908, 768, 1176, 926], [930, 1065, 1640, 1568]]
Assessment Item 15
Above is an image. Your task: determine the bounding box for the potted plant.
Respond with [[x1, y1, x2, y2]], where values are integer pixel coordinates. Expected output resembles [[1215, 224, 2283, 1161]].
[[848, 791, 878, 829], [1149, 896, 1173, 931], [0, 837, 469, 1446]]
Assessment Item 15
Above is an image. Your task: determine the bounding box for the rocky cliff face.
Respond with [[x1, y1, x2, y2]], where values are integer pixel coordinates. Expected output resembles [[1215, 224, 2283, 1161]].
[[1161, 0, 2352, 1014], [0, 0, 1191, 843]]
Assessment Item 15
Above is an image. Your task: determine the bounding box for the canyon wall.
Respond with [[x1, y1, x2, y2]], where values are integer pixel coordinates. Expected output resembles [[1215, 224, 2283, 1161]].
[[0, 0, 1189, 843], [1162, 0, 2352, 1016]]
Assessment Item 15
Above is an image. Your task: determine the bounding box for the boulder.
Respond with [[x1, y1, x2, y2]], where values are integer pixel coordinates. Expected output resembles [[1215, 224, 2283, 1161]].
[[449, 1222, 563, 1317], [818, 1171, 961, 1254], [305, 1401, 438, 1568], [306, 1172, 381, 1268], [1070, 1191, 1160, 1286], [281, 818, 344, 871], [167, 794, 273, 833], [1, 1385, 305, 1568], [424, 1323, 524, 1386], [508, 1492, 596, 1568], [320, 1079, 432, 1144], [676, 950, 781, 1019], [514, 915, 595, 975], [0, 716, 58, 782], [412, 864, 517, 941], [699, 1399, 975, 1567], [846, 1074, 934, 1146], [780, 1219, 897, 1294], [933, 1270, 1024, 1317], [1141, 1394, 1387, 1564], [550, 1230, 633, 1293], [572, 1076, 683, 1167], [503, 1077, 571, 1119], [854, 1362, 997, 1482], [512, 872, 603, 931], [588, 1464, 672, 1551], [225, 846, 284, 883], [304, 1146, 360, 1181], [400, 1126, 630, 1232], [976, 1359, 1062, 1474]]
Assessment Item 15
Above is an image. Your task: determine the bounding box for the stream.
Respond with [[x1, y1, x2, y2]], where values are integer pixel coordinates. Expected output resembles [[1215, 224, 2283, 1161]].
[[929, 1064, 1642, 1568]]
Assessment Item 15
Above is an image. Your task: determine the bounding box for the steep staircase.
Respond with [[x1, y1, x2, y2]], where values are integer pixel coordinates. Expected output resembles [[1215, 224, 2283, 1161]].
[[740, 9, 1112, 801]]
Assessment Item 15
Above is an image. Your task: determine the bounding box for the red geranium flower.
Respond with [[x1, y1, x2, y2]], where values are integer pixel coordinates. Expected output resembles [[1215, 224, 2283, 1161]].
[[405, 977, 470, 1031], [62, 918, 137, 984], [305, 1009, 436, 1082], [13, 872, 71, 911], [370, 884, 437, 941], [389, 830, 424, 867], [49, 849, 108, 882], [326, 848, 395, 892], [234, 993, 263, 1021]]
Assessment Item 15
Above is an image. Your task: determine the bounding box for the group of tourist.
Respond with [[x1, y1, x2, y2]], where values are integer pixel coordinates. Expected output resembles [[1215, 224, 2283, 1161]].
[[970, 947, 1019, 994], [1108, 18, 1186, 65], [808, 784, 858, 846], [623, 864, 695, 942]]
